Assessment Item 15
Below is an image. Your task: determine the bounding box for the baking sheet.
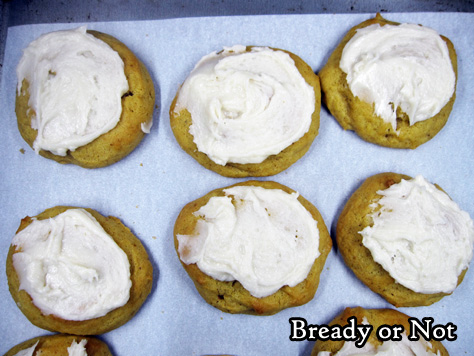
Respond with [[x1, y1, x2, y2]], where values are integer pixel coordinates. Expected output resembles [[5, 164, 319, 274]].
[[1, 12, 473, 355]]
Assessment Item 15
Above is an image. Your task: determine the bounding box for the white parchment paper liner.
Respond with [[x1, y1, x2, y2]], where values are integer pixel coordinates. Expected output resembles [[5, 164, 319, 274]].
[[1, 12, 473, 355]]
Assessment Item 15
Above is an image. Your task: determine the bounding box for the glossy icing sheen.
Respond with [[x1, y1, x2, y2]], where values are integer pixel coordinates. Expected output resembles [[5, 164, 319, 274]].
[[340, 23, 455, 131], [174, 45, 315, 165], [16, 27, 129, 155], [317, 333, 440, 356], [177, 186, 320, 298], [12, 209, 131, 321], [360, 175, 474, 294]]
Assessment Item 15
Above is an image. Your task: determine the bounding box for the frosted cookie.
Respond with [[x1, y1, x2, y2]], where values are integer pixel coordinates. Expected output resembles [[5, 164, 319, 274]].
[[170, 45, 321, 177], [319, 14, 457, 148], [174, 180, 332, 315], [311, 307, 449, 356], [336, 172, 474, 307], [16, 27, 155, 168], [4, 335, 112, 356], [6, 206, 153, 334]]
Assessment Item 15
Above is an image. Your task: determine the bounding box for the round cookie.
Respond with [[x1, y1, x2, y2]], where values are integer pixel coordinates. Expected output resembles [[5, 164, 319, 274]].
[[170, 46, 321, 177], [319, 14, 457, 149], [4, 334, 112, 356], [173, 180, 332, 315], [16, 29, 155, 168], [311, 307, 449, 355], [336, 172, 469, 307], [6, 206, 153, 335]]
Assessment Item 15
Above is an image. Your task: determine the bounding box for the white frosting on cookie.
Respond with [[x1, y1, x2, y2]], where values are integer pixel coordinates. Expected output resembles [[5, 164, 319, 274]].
[[340, 23, 455, 131], [67, 339, 88, 356], [360, 175, 474, 294], [141, 120, 153, 134], [177, 185, 320, 298], [174, 45, 315, 165], [12, 208, 131, 321], [13, 341, 39, 356], [12, 339, 89, 356], [16, 27, 129, 155], [317, 332, 440, 356]]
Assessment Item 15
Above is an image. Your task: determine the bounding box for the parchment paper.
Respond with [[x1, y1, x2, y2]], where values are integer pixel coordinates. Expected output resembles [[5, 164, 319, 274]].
[[1, 12, 473, 355]]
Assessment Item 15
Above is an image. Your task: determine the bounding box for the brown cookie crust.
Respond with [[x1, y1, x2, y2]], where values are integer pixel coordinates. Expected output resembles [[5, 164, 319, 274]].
[[4, 334, 112, 356], [16, 30, 155, 168], [173, 180, 332, 315], [311, 307, 449, 355], [170, 46, 321, 177], [6, 206, 153, 335], [319, 14, 457, 149], [336, 172, 467, 307]]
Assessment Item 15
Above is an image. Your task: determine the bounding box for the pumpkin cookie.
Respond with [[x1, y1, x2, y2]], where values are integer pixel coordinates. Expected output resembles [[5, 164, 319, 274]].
[[6, 206, 153, 334], [319, 14, 457, 148], [311, 307, 449, 355], [174, 180, 331, 315], [170, 45, 320, 177], [4, 334, 112, 356], [336, 172, 474, 307], [16, 27, 155, 168]]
